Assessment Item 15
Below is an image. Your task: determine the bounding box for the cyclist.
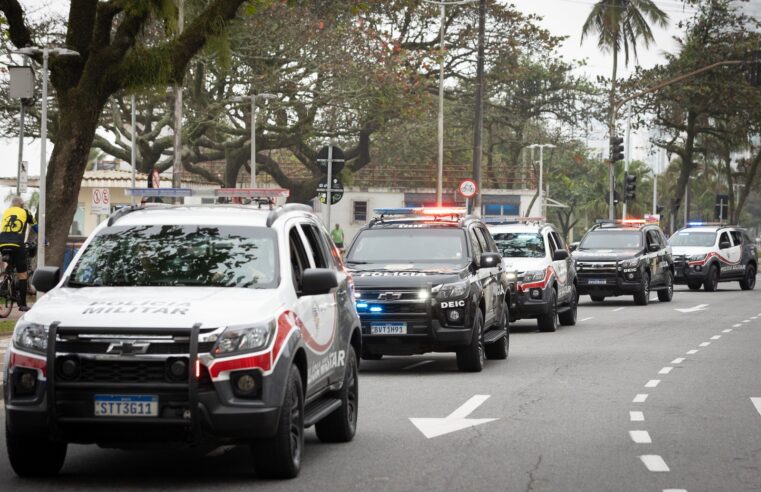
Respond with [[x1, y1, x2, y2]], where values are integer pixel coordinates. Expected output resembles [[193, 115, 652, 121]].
[[0, 196, 38, 311]]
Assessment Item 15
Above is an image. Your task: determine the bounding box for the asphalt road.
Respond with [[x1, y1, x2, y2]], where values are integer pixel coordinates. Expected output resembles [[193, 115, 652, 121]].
[[2, 280, 761, 491]]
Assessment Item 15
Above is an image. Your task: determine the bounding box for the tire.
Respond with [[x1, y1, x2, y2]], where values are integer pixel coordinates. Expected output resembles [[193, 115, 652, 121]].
[[687, 282, 702, 291], [251, 368, 304, 479], [0, 274, 14, 318], [537, 289, 558, 332], [633, 272, 650, 306], [456, 309, 484, 372], [740, 264, 756, 291], [6, 427, 67, 477], [704, 264, 719, 292], [315, 348, 358, 443], [484, 306, 509, 360], [590, 294, 605, 302], [558, 285, 578, 326], [657, 271, 674, 302]]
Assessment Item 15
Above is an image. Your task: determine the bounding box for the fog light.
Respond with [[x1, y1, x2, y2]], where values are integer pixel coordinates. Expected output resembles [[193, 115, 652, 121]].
[[447, 309, 461, 322], [530, 288, 542, 299], [13, 369, 37, 396], [19, 372, 35, 391], [236, 375, 256, 394], [626, 273, 635, 280], [695, 265, 702, 272], [61, 358, 79, 379], [169, 359, 188, 379]]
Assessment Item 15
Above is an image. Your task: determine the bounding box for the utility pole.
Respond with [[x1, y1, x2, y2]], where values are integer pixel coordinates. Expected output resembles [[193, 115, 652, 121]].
[[622, 104, 632, 220], [471, 0, 485, 216], [172, 0, 185, 193], [528, 144, 555, 217]]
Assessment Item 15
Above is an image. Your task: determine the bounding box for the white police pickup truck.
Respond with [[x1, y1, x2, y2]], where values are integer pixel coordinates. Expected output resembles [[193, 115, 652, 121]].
[[4, 193, 361, 479]]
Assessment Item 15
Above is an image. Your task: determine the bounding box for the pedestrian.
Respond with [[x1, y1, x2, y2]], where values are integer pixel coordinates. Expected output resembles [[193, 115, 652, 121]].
[[331, 223, 345, 250], [0, 196, 38, 311]]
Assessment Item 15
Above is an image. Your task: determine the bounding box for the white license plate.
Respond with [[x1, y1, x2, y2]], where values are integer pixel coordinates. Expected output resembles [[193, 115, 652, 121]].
[[94, 395, 158, 417], [588, 279, 607, 285], [370, 322, 407, 335]]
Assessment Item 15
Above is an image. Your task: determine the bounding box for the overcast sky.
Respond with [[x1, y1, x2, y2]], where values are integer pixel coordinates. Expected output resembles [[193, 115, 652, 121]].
[[1, 0, 758, 177]]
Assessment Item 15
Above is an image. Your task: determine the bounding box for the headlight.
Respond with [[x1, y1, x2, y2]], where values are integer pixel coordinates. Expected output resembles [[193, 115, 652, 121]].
[[522, 270, 546, 283], [687, 254, 706, 262], [433, 280, 469, 300], [212, 320, 275, 357], [619, 258, 639, 268], [13, 322, 48, 354], [505, 271, 518, 283]]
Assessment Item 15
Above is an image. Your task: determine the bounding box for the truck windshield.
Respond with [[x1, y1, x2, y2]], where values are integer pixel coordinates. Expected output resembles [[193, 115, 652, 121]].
[[579, 230, 642, 250], [69, 225, 278, 288], [668, 231, 716, 247], [492, 232, 545, 258], [346, 228, 467, 263]]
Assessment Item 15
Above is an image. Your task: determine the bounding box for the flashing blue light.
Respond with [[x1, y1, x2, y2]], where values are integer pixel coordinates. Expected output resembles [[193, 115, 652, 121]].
[[356, 302, 368, 309], [373, 207, 420, 215], [688, 221, 704, 226], [369, 306, 383, 313]]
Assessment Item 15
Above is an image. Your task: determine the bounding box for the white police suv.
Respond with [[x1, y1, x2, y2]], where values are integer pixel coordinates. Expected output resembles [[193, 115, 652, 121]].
[[669, 223, 757, 291], [4, 197, 361, 479]]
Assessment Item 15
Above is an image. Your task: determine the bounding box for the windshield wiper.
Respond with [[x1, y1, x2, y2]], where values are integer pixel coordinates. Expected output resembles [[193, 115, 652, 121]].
[[67, 281, 94, 288], [345, 260, 369, 264]]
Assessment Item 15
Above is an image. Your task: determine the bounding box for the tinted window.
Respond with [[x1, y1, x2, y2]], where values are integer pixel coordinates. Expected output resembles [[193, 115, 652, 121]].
[[70, 225, 278, 288], [551, 232, 566, 251], [469, 228, 483, 257], [346, 228, 467, 263], [579, 230, 642, 250], [719, 232, 731, 248], [290, 227, 310, 293], [492, 232, 546, 258], [302, 223, 331, 269], [669, 231, 716, 247], [730, 231, 743, 246], [474, 227, 491, 253]]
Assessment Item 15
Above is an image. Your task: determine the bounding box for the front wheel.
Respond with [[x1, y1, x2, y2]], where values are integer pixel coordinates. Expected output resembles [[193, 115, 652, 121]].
[[537, 289, 558, 332], [633, 272, 650, 306], [657, 271, 674, 302], [7, 427, 67, 477], [740, 265, 756, 291], [0, 274, 14, 318], [251, 368, 304, 479], [590, 294, 605, 302], [316, 348, 358, 443], [704, 265, 719, 292], [687, 281, 702, 291], [456, 310, 484, 372]]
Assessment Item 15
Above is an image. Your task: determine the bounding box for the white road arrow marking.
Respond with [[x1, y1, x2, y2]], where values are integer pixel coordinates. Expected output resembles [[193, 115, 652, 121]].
[[410, 395, 497, 439], [751, 398, 761, 417], [675, 304, 709, 313]]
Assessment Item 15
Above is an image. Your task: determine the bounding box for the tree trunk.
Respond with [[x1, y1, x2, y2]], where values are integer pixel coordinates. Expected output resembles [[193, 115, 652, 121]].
[[45, 95, 106, 266], [668, 111, 698, 227], [734, 148, 761, 223]]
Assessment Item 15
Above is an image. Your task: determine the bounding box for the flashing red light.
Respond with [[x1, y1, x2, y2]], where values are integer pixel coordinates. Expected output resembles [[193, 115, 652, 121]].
[[420, 207, 467, 216]]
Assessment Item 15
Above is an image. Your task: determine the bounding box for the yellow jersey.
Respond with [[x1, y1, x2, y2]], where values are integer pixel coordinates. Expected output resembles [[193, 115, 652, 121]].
[[0, 206, 36, 248]]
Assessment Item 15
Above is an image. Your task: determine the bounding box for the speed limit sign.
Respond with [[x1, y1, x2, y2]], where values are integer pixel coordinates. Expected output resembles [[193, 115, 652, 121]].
[[458, 179, 478, 198]]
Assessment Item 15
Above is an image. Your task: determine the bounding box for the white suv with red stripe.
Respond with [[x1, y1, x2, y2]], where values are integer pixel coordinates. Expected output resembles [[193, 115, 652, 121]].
[[487, 220, 577, 332], [669, 224, 757, 291], [4, 203, 361, 479]]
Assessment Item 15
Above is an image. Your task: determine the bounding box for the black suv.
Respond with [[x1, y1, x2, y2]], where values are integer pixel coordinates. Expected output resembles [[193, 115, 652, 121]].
[[572, 220, 674, 305], [344, 208, 509, 372]]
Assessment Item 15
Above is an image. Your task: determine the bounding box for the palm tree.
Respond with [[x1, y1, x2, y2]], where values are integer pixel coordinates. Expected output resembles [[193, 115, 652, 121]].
[[581, 0, 669, 132]]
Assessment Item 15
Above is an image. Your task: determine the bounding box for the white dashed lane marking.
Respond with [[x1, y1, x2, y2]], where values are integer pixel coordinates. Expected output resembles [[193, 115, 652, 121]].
[[630, 411, 644, 422], [579, 317, 593, 322], [663, 489, 688, 492], [686, 349, 699, 355], [633, 394, 648, 403], [742, 320, 750, 323], [402, 360, 434, 371], [710, 335, 721, 340], [658, 367, 673, 375], [645, 380, 661, 388], [733, 323, 742, 328], [699, 342, 711, 347], [640, 455, 670, 472], [612, 307, 625, 312], [752, 398, 761, 417], [722, 329, 733, 333], [630, 430, 652, 444], [671, 358, 685, 364]]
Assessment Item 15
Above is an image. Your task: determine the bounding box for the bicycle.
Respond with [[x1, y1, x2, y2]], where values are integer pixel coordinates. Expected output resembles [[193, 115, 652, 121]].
[[0, 242, 37, 318]]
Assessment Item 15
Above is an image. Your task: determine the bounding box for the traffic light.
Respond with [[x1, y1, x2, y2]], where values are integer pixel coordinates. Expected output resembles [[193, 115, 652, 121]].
[[609, 136, 624, 162], [624, 173, 636, 201], [749, 50, 761, 87]]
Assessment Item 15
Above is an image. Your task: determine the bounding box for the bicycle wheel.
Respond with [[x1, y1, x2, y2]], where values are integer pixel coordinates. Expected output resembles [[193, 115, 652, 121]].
[[0, 273, 15, 318]]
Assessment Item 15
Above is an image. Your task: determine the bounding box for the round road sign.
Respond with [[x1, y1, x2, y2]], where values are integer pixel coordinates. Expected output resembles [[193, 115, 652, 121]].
[[458, 179, 478, 198], [317, 177, 344, 205], [316, 145, 345, 174]]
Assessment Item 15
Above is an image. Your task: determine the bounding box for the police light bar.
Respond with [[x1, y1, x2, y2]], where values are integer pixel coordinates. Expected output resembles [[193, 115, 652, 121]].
[[419, 207, 467, 216], [125, 188, 193, 197], [373, 207, 467, 218], [215, 188, 290, 198], [687, 221, 725, 227]]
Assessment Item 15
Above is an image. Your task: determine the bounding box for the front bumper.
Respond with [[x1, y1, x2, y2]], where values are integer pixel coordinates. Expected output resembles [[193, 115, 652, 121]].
[[5, 324, 289, 447], [577, 272, 642, 297], [673, 261, 708, 284], [510, 285, 551, 319]]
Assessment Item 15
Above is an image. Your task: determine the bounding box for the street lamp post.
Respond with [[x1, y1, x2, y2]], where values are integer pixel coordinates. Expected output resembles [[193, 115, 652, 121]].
[[13, 46, 80, 268], [528, 144, 555, 217], [233, 93, 276, 188], [423, 0, 477, 206]]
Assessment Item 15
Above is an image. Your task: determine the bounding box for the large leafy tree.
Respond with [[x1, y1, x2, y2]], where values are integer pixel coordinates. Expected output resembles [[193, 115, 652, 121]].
[[0, 0, 254, 265]]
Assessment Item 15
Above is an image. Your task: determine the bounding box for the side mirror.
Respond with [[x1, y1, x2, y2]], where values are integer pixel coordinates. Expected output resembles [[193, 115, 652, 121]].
[[648, 243, 660, 252], [569, 242, 579, 252], [32, 266, 61, 293], [478, 252, 501, 269], [552, 249, 570, 261], [719, 240, 731, 249], [301, 268, 338, 296]]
